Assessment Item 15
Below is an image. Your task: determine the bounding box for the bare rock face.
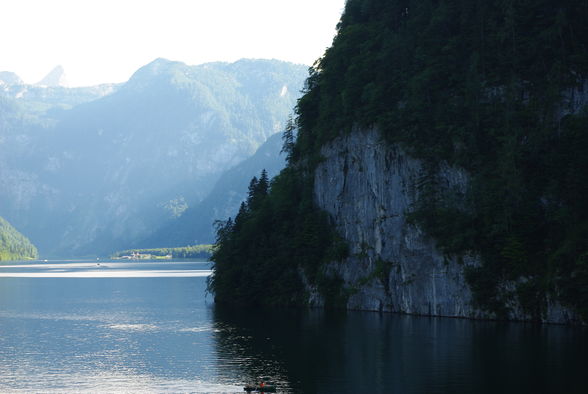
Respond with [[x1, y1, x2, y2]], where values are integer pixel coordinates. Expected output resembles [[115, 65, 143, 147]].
[[312, 127, 577, 323], [36, 65, 68, 87]]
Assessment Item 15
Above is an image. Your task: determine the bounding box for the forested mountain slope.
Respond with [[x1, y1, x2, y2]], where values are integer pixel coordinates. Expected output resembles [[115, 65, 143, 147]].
[[210, 0, 588, 323], [143, 132, 286, 248], [0, 216, 38, 261]]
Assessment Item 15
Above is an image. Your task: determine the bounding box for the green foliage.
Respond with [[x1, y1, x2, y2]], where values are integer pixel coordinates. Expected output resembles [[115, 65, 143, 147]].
[[111, 244, 213, 259], [295, 0, 588, 319], [0, 217, 38, 261], [208, 169, 348, 307]]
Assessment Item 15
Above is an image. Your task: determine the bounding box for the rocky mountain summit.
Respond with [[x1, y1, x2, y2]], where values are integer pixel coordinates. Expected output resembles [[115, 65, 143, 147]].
[[36, 65, 68, 87]]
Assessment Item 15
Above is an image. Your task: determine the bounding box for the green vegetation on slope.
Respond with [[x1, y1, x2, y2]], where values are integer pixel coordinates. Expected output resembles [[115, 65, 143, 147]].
[[111, 245, 213, 259], [212, 0, 588, 319], [0, 217, 38, 261], [209, 169, 348, 306]]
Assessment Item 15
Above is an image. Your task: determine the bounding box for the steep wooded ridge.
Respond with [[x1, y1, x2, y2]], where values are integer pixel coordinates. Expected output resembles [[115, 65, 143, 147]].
[[0, 216, 38, 261], [144, 132, 286, 248], [210, 0, 588, 323], [0, 59, 306, 256]]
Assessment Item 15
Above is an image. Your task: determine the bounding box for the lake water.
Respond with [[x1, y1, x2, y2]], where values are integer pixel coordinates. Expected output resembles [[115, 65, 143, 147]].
[[0, 260, 586, 393]]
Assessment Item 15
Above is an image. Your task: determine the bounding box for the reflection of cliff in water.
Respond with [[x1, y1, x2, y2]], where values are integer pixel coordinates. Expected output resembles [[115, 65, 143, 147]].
[[211, 305, 302, 393], [211, 305, 587, 394]]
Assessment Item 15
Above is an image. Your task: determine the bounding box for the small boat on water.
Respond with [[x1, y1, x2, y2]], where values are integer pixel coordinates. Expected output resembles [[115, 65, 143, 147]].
[[243, 381, 277, 392]]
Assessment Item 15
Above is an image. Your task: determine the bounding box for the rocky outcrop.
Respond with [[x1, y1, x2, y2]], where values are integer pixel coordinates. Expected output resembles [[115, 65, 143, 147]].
[[312, 127, 578, 323], [36, 65, 68, 87]]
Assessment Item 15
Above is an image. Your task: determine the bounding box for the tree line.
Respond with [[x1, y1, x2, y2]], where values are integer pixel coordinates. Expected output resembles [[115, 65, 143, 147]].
[[111, 244, 213, 259]]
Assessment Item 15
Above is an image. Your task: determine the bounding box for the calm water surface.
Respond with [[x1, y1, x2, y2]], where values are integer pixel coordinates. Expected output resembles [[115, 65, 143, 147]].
[[0, 260, 586, 393]]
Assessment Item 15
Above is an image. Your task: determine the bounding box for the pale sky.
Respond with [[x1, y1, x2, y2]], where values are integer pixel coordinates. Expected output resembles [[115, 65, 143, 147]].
[[0, 0, 346, 87]]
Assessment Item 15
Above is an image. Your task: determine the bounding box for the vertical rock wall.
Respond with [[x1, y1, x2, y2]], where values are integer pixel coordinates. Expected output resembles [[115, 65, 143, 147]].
[[312, 128, 577, 323]]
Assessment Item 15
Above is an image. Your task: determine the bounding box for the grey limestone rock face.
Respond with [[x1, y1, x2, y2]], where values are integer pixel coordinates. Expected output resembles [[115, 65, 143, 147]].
[[311, 127, 578, 323]]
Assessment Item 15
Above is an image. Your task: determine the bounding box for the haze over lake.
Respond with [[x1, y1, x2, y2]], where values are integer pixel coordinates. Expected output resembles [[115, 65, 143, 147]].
[[0, 260, 585, 393]]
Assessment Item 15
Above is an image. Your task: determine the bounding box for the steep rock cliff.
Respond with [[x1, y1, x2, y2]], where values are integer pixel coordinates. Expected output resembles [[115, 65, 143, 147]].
[[312, 128, 578, 324]]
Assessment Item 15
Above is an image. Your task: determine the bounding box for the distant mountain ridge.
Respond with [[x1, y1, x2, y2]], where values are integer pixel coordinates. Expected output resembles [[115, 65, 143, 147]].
[[0, 71, 23, 86], [0, 69, 117, 115], [143, 132, 286, 248], [0, 58, 307, 257]]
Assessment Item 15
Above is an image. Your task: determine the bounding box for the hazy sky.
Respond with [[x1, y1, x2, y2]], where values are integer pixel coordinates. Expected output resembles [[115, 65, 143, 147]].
[[1, 0, 346, 87]]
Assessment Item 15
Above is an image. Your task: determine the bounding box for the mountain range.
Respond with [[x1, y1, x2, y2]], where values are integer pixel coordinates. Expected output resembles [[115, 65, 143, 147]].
[[0, 58, 306, 256]]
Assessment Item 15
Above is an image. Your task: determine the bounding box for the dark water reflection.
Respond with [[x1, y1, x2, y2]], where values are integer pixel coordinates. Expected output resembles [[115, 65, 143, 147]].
[[213, 305, 587, 394], [0, 260, 586, 393]]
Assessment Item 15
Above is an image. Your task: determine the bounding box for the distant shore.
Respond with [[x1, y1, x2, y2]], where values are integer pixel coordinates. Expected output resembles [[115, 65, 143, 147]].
[[110, 245, 213, 260]]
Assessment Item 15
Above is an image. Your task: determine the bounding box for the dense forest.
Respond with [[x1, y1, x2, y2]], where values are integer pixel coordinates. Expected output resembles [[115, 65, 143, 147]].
[[210, 0, 588, 319], [209, 169, 348, 306], [0, 216, 38, 261]]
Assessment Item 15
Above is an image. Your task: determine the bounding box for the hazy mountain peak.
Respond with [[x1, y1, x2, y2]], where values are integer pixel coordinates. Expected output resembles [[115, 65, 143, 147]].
[[124, 58, 189, 90], [148, 57, 180, 68], [132, 58, 186, 78], [36, 65, 68, 87], [0, 71, 23, 86]]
